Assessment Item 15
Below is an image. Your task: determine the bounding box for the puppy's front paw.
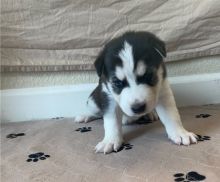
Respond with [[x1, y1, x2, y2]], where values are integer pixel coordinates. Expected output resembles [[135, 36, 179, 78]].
[[167, 128, 198, 146], [95, 137, 123, 154]]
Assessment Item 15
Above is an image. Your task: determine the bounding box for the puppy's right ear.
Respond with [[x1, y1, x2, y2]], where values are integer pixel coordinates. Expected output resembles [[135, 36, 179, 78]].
[[94, 49, 105, 77]]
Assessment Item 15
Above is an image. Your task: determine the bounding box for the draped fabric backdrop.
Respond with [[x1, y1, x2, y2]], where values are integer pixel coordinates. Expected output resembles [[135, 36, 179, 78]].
[[1, 0, 220, 72]]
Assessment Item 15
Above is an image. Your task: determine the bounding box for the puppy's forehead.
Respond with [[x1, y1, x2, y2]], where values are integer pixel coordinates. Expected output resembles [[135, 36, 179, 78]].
[[118, 41, 134, 72], [116, 41, 148, 80], [112, 40, 161, 81]]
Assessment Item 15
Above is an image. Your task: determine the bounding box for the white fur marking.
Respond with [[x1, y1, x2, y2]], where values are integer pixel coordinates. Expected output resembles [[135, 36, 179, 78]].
[[118, 41, 134, 71], [136, 61, 146, 76], [115, 66, 125, 80]]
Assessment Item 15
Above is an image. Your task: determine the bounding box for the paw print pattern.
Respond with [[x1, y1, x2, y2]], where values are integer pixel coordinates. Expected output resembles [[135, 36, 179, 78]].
[[196, 114, 211, 118], [6, 133, 25, 139], [26, 152, 50, 162], [114, 143, 133, 153], [174, 171, 206, 181], [52, 117, 64, 120], [174, 173, 185, 181], [196, 134, 211, 142], [75, 127, 92, 133]]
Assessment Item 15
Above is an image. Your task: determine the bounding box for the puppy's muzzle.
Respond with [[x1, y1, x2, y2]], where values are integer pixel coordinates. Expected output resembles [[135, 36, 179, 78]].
[[131, 102, 146, 114]]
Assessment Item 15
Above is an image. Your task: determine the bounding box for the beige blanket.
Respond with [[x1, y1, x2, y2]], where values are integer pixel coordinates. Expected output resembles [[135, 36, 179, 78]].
[[1, 105, 220, 181], [1, 0, 220, 72]]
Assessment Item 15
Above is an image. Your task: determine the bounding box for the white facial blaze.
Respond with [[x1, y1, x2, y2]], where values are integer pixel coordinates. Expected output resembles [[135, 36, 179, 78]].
[[118, 41, 136, 86], [116, 41, 145, 116], [119, 41, 134, 72]]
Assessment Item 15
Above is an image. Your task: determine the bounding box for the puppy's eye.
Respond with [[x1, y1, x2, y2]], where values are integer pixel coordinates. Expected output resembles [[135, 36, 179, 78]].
[[144, 73, 158, 86], [112, 77, 124, 88], [137, 72, 158, 86]]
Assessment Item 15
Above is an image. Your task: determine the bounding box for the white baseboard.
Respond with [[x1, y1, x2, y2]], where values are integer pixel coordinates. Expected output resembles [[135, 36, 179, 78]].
[[1, 73, 220, 122]]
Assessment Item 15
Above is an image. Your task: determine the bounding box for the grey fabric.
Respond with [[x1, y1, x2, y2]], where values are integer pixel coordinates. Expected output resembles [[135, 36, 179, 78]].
[[1, 0, 220, 72]]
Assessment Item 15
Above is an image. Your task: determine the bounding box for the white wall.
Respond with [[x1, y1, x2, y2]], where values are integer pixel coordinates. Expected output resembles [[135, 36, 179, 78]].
[[2, 73, 220, 122]]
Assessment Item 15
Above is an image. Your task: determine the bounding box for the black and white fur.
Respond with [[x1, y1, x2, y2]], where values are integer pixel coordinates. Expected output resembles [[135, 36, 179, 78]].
[[74, 31, 197, 154]]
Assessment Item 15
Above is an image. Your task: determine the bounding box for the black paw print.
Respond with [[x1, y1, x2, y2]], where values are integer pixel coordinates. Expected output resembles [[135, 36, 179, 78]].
[[6, 133, 25, 139], [52, 117, 64, 120], [75, 127, 92, 133], [196, 134, 211, 142], [114, 143, 133, 153], [174, 171, 206, 181], [196, 114, 211, 118], [26, 152, 50, 162]]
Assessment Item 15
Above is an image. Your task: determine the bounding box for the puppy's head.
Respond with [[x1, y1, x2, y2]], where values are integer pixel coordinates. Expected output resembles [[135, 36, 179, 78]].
[[94, 31, 166, 117]]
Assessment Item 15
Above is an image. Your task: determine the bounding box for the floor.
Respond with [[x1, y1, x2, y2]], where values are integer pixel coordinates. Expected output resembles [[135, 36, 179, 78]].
[[1, 105, 220, 182]]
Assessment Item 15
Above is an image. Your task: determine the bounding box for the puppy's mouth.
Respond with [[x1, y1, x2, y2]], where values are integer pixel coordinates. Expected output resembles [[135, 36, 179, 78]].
[[123, 111, 147, 118], [121, 102, 156, 117]]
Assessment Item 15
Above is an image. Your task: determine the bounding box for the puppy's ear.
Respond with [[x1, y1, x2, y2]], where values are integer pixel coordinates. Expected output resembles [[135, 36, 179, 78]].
[[154, 38, 166, 58], [94, 49, 105, 77]]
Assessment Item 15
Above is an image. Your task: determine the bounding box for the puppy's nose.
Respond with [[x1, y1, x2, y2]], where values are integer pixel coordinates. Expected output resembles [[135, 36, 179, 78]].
[[131, 102, 146, 114]]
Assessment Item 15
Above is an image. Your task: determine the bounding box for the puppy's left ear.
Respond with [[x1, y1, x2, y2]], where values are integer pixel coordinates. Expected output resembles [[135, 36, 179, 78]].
[[94, 49, 105, 77], [154, 38, 166, 58]]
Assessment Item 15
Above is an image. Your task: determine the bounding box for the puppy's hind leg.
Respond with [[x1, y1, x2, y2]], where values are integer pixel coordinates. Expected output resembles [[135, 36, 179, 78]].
[[74, 96, 101, 123]]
